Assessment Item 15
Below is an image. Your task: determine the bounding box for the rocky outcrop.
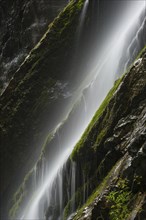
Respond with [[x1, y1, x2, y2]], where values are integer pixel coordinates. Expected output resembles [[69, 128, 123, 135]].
[[0, 0, 68, 92], [0, 1, 86, 218], [68, 49, 146, 220], [1, 0, 146, 219], [7, 48, 146, 220], [1, 0, 102, 218]]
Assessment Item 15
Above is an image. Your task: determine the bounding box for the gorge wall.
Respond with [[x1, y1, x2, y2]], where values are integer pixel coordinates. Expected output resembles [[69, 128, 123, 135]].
[[0, 0, 146, 219], [0, 0, 68, 92]]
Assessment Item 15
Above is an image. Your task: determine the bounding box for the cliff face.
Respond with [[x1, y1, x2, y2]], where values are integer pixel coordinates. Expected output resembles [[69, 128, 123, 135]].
[[67, 49, 146, 220], [0, 0, 68, 92], [10, 48, 146, 220], [0, 0, 94, 218], [1, 0, 146, 219]]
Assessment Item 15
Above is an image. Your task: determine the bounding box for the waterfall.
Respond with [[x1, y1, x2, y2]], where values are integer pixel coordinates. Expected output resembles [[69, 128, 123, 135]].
[[77, 0, 89, 40], [124, 16, 146, 72], [33, 165, 37, 191], [82, 94, 87, 124], [82, 94, 87, 115], [18, 1, 146, 219], [57, 129, 62, 150], [71, 161, 76, 212], [70, 0, 89, 79], [21, 148, 73, 219]]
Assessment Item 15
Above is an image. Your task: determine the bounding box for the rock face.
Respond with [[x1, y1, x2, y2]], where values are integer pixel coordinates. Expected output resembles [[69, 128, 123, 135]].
[[0, 0, 68, 92], [67, 50, 146, 220], [0, 0, 146, 219], [0, 0, 97, 218], [11, 48, 146, 220], [0, 0, 79, 218]]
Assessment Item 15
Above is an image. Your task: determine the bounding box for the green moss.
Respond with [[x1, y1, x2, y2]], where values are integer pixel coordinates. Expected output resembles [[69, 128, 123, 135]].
[[2, 2, 87, 216], [9, 130, 54, 218], [2, 0, 85, 124], [9, 169, 33, 218], [124, 45, 146, 74], [63, 45, 146, 219], [106, 178, 132, 220], [71, 76, 123, 161], [9, 190, 26, 219], [63, 182, 87, 220], [135, 45, 146, 60], [64, 201, 71, 220], [73, 164, 116, 220]]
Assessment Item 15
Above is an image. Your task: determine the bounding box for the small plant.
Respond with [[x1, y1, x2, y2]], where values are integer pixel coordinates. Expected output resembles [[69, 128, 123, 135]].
[[106, 178, 132, 220]]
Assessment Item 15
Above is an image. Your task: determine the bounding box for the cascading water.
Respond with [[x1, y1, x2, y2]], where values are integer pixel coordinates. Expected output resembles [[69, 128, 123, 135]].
[[21, 149, 73, 220], [124, 16, 146, 72], [69, 0, 89, 80], [77, 0, 89, 40], [19, 1, 146, 219], [70, 162, 76, 212]]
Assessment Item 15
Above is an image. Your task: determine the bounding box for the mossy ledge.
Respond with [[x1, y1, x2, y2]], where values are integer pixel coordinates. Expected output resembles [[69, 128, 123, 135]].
[[71, 76, 123, 161], [9, 47, 146, 220], [0, 0, 86, 218], [8, 84, 92, 218], [65, 48, 146, 219]]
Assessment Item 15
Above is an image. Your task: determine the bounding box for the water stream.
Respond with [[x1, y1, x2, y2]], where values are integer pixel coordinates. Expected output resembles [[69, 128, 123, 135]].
[[19, 1, 146, 219], [77, 0, 89, 40]]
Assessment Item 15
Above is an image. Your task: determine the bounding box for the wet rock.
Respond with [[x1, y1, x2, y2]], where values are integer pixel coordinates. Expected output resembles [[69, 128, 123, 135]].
[[134, 58, 143, 67], [128, 133, 146, 156], [104, 137, 115, 150], [67, 212, 77, 220], [73, 49, 146, 220], [0, 0, 68, 92], [90, 197, 110, 220], [137, 199, 146, 219], [142, 142, 146, 154], [131, 156, 142, 168]]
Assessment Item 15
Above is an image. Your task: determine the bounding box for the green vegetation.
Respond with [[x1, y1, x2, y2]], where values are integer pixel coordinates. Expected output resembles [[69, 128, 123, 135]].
[[124, 44, 146, 74], [71, 75, 123, 160], [9, 129, 54, 219], [70, 47, 146, 220], [63, 181, 88, 220], [7, 3, 146, 220], [5, 1, 86, 217], [9, 169, 33, 218], [106, 179, 132, 220], [66, 71, 127, 220], [1, 0, 85, 132], [135, 44, 146, 60], [72, 163, 116, 220]]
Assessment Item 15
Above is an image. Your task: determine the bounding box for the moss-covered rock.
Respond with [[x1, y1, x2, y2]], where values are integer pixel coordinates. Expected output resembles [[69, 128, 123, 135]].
[[64, 48, 146, 220], [0, 0, 69, 92], [0, 1, 87, 218]]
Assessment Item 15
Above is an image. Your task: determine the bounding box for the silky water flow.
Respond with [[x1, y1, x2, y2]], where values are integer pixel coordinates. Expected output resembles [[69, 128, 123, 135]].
[[20, 1, 146, 219]]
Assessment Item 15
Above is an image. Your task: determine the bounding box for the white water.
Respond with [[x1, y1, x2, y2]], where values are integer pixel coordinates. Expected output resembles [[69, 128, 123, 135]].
[[124, 17, 146, 72], [77, 0, 89, 39], [71, 161, 76, 212], [20, 1, 146, 219], [21, 148, 73, 219]]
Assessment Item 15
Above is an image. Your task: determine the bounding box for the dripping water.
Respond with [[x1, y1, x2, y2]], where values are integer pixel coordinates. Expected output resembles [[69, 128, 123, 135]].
[[82, 94, 87, 115], [34, 165, 37, 191], [124, 16, 146, 72], [71, 161, 76, 212], [70, 0, 89, 79], [77, 0, 89, 41], [18, 1, 146, 220]]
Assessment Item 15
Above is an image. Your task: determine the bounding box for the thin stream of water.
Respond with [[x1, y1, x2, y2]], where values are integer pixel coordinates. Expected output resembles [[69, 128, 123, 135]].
[[19, 1, 146, 219]]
